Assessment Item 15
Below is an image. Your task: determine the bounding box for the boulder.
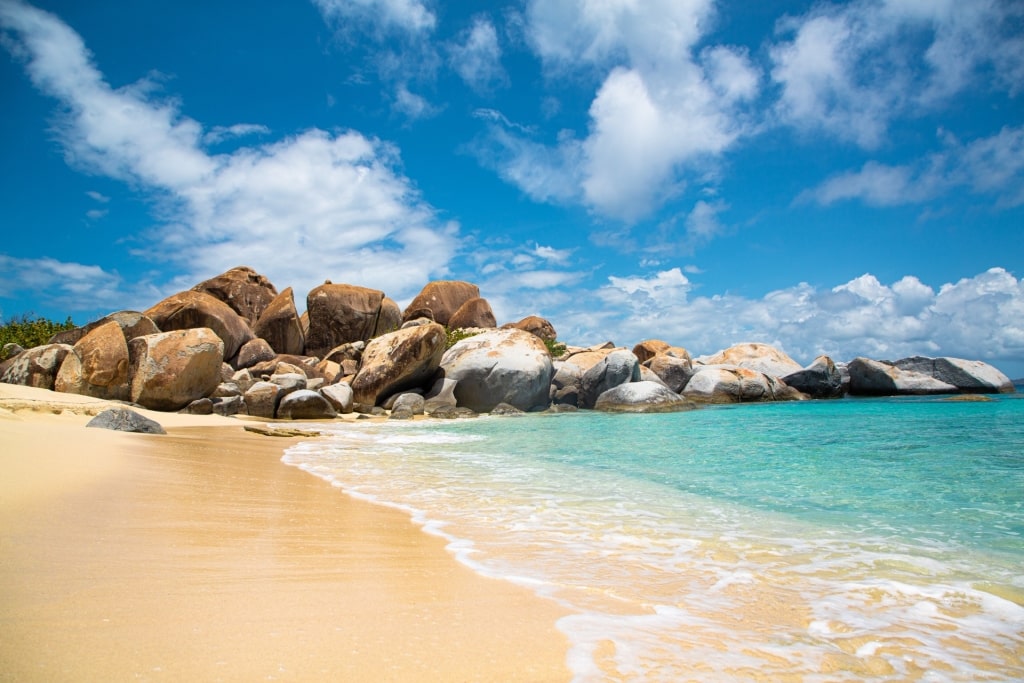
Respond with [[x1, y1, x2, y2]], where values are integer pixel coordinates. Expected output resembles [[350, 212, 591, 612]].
[[321, 382, 354, 414], [49, 310, 160, 347], [0, 343, 74, 390], [448, 297, 497, 329], [351, 323, 446, 406], [683, 365, 805, 403], [562, 343, 619, 373], [782, 356, 845, 399], [391, 392, 426, 415], [504, 316, 557, 342], [269, 372, 307, 398], [231, 369, 256, 393], [315, 359, 341, 383], [374, 297, 403, 337], [550, 361, 583, 407], [55, 320, 130, 401], [191, 266, 278, 324], [440, 328, 553, 413], [594, 382, 694, 413], [305, 283, 386, 357], [182, 398, 214, 415], [253, 287, 304, 355], [579, 350, 641, 409], [247, 356, 332, 382], [644, 354, 695, 393], [277, 389, 337, 420], [892, 356, 1014, 394], [128, 328, 225, 411], [212, 395, 245, 417], [491, 402, 525, 416], [632, 340, 671, 364], [423, 376, 458, 412], [700, 343, 803, 379], [145, 290, 254, 361], [86, 408, 166, 434], [323, 341, 364, 364], [847, 358, 957, 396], [235, 338, 277, 370], [244, 381, 282, 418], [402, 280, 480, 326]]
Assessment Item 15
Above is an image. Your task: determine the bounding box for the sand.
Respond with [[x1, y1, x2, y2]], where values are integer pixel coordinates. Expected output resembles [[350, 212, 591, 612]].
[[0, 385, 571, 682]]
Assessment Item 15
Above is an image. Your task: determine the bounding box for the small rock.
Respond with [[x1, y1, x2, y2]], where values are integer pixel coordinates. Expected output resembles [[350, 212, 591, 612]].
[[86, 408, 166, 435]]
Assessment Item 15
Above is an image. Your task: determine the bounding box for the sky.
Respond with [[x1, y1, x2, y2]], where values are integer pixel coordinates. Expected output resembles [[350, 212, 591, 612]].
[[1, 0, 1022, 376]]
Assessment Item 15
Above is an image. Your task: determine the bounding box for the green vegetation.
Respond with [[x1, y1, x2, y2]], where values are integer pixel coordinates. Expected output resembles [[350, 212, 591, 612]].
[[444, 326, 481, 350], [0, 314, 76, 359], [544, 338, 568, 358]]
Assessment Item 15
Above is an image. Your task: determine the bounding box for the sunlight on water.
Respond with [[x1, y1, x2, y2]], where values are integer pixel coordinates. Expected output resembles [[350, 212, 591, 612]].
[[283, 395, 1024, 680]]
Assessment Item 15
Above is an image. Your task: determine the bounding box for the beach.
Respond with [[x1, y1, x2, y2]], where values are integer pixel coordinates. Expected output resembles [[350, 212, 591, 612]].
[[0, 384, 570, 682]]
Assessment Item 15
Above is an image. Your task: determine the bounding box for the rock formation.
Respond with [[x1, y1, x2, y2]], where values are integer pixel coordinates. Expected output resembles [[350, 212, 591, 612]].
[[305, 283, 386, 357], [191, 266, 278, 324], [440, 328, 553, 412], [594, 381, 694, 413], [54, 319, 130, 401], [402, 280, 480, 326], [253, 287, 304, 355], [350, 323, 446, 406], [128, 328, 225, 411], [145, 290, 254, 361]]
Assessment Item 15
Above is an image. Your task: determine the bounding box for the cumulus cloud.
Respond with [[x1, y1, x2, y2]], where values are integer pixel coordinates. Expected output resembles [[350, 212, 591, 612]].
[[476, 0, 759, 223], [575, 267, 1024, 372], [769, 0, 1024, 147], [312, 0, 435, 36], [803, 125, 1024, 207], [0, 0, 457, 309], [449, 16, 507, 93]]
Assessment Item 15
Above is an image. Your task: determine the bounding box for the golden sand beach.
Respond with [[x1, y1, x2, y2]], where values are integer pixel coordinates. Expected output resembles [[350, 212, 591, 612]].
[[0, 384, 570, 681]]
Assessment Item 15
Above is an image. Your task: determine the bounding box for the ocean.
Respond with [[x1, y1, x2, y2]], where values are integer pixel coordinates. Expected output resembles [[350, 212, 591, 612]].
[[282, 393, 1024, 681]]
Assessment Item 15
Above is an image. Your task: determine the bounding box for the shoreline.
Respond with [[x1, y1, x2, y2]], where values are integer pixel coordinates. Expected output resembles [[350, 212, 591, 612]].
[[0, 385, 571, 681]]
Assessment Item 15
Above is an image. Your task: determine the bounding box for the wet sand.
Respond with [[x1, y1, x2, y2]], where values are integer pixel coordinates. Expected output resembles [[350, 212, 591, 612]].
[[0, 385, 570, 681]]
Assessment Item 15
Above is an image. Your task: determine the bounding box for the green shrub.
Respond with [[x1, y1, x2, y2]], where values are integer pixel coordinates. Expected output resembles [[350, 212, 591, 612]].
[[0, 313, 76, 359], [544, 338, 567, 358], [444, 327, 482, 349]]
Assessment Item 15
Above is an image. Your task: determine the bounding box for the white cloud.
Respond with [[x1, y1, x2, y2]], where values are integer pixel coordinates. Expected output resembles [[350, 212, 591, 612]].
[[0, 1, 458, 309], [769, 0, 1024, 147], [202, 123, 270, 146], [804, 125, 1024, 207], [449, 16, 506, 93], [85, 190, 109, 203], [312, 0, 435, 36], [0, 254, 144, 314], [393, 83, 440, 120], [568, 267, 1024, 374]]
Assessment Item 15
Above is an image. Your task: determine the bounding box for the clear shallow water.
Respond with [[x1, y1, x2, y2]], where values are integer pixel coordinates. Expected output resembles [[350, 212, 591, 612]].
[[283, 395, 1024, 681]]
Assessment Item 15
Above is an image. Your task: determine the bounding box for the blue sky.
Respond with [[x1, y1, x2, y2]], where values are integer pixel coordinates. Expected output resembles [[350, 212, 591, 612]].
[[1, 0, 1023, 376]]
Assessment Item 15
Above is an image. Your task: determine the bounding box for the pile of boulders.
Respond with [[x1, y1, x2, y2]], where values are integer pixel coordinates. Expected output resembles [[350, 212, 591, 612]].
[[0, 267, 1015, 421]]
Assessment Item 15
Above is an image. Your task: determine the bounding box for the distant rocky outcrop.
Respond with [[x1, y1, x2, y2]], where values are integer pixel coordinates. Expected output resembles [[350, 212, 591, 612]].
[[440, 328, 553, 412]]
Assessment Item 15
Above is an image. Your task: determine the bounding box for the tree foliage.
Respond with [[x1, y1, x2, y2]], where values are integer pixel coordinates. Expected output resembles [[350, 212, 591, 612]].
[[0, 314, 76, 359]]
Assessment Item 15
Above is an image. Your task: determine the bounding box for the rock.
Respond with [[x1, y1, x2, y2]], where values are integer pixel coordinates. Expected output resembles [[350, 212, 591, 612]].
[[211, 381, 241, 398], [503, 316, 557, 342], [244, 424, 321, 438], [402, 281, 480, 326], [182, 398, 214, 415], [700, 343, 803, 379], [639, 365, 668, 387], [212, 395, 245, 416], [244, 381, 282, 418], [561, 343, 620, 373], [0, 343, 74, 390], [252, 287, 304, 355], [632, 340, 671, 364], [49, 310, 160, 347], [644, 355, 694, 393], [247, 356, 332, 381], [2, 342, 25, 359], [55, 320, 130, 401], [389, 407, 415, 420], [231, 369, 256, 393], [323, 341, 364, 364], [546, 403, 578, 413], [440, 328, 553, 413], [321, 382, 354, 414], [145, 290, 254, 361], [191, 266, 278, 324], [423, 376, 458, 412], [128, 328, 225, 411], [375, 297, 403, 337], [550, 361, 583, 407], [683, 365, 805, 403], [305, 283, 386, 357], [391, 392, 426, 415], [86, 407, 166, 434], [235, 338, 277, 370], [847, 358, 957, 396], [350, 323, 446, 406], [594, 381, 694, 413], [276, 389, 338, 420], [491, 402, 525, 416], [892, 356, 1014, 394], [269, 372, 307, 398], [315, 360, 341, 383], [448, 297, 497, 329], [428, 405, 478, 419], [579, 350, 641, 409], [782, 356, 845, 399]]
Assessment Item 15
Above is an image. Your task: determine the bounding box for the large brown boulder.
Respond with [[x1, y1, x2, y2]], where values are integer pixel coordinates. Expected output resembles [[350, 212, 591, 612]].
[[253, 287, 304, 355], [55, 320, 130, 401], [145, 290, 254, 360], [644, 354, 695, 393], [632, 340, 670, 363], [503, 315, 557, 342], [191, 266, 278, 324], [700, 343, 803, 379], [351, 323, 446, 405], [375, 297, 403, 337], [440, 328, 553, 412], [128, 328, 225, 411], [0, 343, 74, 390], [448, 297, 497, 329], [402, 281, 480, 326], [49, 310, 160, 347], [305, 283, 386, 357]]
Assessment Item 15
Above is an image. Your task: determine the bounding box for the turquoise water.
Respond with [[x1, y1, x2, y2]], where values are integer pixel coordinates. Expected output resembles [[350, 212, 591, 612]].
[[283, 395, 1024, 681]]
